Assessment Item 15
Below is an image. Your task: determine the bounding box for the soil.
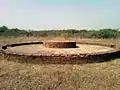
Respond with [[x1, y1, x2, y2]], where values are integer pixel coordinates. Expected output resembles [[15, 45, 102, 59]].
[[6, 44, 114, 56]]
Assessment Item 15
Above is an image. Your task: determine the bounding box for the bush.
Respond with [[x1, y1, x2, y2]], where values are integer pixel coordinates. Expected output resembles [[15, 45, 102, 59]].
[[0, 25, 120, 38]]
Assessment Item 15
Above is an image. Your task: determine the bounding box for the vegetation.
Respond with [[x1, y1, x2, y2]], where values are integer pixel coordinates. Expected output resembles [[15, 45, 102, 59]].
[[0, 26, 120, 38]]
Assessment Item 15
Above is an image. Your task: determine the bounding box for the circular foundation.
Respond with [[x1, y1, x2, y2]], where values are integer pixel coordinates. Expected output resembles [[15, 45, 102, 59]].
[[43, 41, 76, 48], [1, 41, 120, 64], [5, 44, 114, 55]]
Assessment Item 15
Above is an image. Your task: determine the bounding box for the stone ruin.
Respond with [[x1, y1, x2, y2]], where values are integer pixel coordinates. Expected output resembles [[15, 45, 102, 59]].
[[1, 40, 120, 64], [43, 40, 76, 48]]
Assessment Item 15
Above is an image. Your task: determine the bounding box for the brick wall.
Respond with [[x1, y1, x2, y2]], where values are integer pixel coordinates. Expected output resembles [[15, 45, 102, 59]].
[[1, 42, 120, 64]]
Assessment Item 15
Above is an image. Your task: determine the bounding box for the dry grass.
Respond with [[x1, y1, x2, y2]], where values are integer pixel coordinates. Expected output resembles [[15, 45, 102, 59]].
[[0, 36, 120, 90]]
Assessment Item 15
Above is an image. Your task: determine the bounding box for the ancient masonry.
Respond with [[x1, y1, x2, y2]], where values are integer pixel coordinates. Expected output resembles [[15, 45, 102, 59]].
[[43, 41, 76, 48], [1, 40, 120, 64]]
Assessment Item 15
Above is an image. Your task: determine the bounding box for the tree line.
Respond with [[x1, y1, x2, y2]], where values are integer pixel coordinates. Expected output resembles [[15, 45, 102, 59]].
[[0, 26, 120, 38]]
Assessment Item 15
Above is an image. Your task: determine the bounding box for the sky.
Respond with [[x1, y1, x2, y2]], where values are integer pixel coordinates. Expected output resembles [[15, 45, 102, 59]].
[[0, 0, 120, 30]]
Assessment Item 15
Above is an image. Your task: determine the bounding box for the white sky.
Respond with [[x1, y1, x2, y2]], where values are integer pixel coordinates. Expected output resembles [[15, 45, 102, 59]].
[[0, 0, 120, 30]]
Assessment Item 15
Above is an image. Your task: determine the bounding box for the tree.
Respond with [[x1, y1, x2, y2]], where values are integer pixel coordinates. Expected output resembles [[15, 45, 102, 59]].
[[0, 26, 8, 32]]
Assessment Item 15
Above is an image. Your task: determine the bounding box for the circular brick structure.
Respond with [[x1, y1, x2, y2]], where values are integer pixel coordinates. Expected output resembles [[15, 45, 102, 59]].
[[1, 41, 120, 64], [43, 40, 76, 48]]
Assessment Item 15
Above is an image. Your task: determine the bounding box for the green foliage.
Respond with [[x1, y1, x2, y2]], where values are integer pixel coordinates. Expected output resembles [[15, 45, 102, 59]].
[[0, 26, 8, 32], [0, 26, 8, 35], [0, 25, 120, 38], [98, 29, 120, 38]]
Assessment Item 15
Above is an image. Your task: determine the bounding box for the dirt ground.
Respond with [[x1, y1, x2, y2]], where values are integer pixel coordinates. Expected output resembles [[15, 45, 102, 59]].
[[6, 44, 114, 55]]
